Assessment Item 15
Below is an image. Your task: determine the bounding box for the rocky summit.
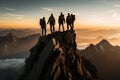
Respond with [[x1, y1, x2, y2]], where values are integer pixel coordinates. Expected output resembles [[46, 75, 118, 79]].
[[18, 30, 98, 80]]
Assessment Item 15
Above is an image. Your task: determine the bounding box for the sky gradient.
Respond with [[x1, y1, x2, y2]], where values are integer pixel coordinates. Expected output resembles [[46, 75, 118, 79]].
[[0, 0, 120, 29]]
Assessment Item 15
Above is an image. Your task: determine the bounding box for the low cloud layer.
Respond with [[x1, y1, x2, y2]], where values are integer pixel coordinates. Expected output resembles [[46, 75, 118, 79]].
[[0, 59, 25, 80], [0, 59, 25, 70], [76, 28, 120, 46]]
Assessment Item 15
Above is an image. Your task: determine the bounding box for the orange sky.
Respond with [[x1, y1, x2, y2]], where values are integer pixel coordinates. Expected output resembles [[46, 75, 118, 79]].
[[0, 19, 120, 29], [1, 0, 120, 29]]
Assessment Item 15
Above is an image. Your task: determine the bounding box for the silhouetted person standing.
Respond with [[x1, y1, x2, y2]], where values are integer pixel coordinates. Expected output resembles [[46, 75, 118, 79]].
[[66, 13, 72, 30], [47, 14, 55, 33], [58, 12, 65, 31], [40, 17, 46, 36], [71, 14, 75, 30]]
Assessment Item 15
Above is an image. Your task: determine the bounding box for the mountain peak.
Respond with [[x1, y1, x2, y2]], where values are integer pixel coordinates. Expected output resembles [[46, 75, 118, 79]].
[[89, 44, 95, 48], [18, 30, 98, 80], [97, 39, 112, 47], [94, 39, 114, 53], [86, 44, 95, 50]]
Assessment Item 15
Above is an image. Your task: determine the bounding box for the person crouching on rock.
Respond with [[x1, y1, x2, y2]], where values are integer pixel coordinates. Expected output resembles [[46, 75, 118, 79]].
[[47, 14, 55, 33], [40, 17, 46, 36]]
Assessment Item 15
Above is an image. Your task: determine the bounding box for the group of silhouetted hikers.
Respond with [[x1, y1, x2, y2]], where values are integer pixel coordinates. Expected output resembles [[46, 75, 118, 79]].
[[40, 12, 75, 36]]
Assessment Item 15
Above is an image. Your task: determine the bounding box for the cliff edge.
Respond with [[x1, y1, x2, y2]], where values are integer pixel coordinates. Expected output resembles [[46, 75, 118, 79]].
[[18, 30, 98, 80]]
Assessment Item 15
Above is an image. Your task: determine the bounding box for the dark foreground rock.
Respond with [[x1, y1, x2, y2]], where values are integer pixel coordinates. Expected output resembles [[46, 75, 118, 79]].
[[18, 30, 98, 80]]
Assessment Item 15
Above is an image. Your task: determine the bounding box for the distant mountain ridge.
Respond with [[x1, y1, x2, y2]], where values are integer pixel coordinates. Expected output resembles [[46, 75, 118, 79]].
[[0, 33, 40, 58], [79, 39, 120, 55], [78, 39, 120, 80]]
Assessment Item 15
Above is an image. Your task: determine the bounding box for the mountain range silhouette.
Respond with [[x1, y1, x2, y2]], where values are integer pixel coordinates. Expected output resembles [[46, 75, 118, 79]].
[[0, 33, 40, 58], [78, 39, 120, 80]]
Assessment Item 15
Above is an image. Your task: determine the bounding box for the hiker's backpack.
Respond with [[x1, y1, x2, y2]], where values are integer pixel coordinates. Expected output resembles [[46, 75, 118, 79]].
[[40, 19, 43, 25]]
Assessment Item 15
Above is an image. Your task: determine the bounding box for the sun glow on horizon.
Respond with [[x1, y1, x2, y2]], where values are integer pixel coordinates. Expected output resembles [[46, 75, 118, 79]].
[[1, 0, 120, 29]]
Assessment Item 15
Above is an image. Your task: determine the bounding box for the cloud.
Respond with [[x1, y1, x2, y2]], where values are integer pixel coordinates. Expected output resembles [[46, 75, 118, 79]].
[[77, 43, 89, 50], [107, 9, 120, 19], [113, 4, 120, 7], [0, 59, 25, 70], [108, 9, 120, 13], [5, 13, 24, 20], [4, 7, 15, 11], [1, 7, 15, 11], [41, 8, 53, 11], [112, 12, 118, 17], [76, 28, 120, 46], [0, 59, 25, 80], [5, 13, 33, 22], [6, 13, 24, 17], [73, 13, 80, 15]]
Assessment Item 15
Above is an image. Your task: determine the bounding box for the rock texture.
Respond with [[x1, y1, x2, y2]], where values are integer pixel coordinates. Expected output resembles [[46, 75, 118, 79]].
[[18, 30, 98, 80]]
